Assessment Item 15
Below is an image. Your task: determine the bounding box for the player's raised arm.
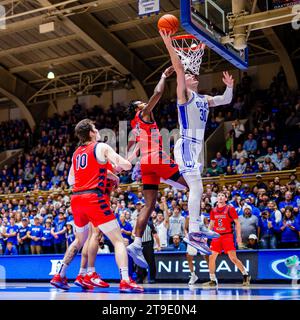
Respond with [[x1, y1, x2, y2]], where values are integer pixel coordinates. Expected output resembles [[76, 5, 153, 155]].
[[206, 71, 234, 107], [142, 66, 174, 116], [96, 143, 132, 171], [160, 30, 188, 105]]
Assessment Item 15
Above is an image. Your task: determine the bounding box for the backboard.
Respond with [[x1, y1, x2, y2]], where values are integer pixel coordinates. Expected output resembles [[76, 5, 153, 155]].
[[180, 0, 249, 70]]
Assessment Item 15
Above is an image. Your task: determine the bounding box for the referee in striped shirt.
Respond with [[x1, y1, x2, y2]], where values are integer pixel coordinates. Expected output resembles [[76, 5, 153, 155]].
[[133, 213, 160, 284]]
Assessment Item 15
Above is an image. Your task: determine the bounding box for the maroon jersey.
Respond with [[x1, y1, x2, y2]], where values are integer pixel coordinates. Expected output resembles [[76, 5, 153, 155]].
[[210, 205, 238, 234], [72, 142, 108, 193]]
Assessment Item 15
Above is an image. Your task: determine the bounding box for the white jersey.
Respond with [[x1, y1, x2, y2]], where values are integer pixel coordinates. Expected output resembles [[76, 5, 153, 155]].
[[174, 91, 209, 175], [155, 222, 168, 248], [177, 91, 209, 144]]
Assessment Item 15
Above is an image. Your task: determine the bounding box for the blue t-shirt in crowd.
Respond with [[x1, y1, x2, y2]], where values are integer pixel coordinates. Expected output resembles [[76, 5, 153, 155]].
[[5, 246, 18, 255], [294, 195, 300, 208], [118, 220, 133, 243], [127, 192, 138, 204], [53, 220, 66, 244], [258, 217, 276, 236], [169, 242, 186, 252], [29, 225, 43, 246], [66, 232, 75, 246], [18, 225, 30, 244], [278, 220, 299, 243], [42, 228, 53, 247], [6, 225, 19, 246], [278, 201, 297, 210]]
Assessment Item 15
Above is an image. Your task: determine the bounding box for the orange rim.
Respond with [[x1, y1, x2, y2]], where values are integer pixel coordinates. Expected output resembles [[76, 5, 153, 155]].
[[171, 34, 205, 52]]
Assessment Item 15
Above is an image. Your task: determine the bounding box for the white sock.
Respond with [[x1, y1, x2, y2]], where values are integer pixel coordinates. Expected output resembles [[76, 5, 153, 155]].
[[183, 173, 203, 234], [87, 267, 95, 275], [58, 263, 69, 278], [210, 273, 217, 281], [242, 269, 248, 276], [79, 268, 87, 276], [191, 271, 196, 276], [133, 237, 142, 247], [120, 267, 130, 281]]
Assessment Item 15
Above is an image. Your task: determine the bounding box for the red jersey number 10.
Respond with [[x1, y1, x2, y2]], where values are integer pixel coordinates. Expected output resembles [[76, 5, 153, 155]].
[[76, 153, 88, 170]]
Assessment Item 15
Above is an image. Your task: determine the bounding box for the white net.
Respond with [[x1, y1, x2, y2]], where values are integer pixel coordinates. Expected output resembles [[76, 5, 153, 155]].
[[171, 35, 205, 75]]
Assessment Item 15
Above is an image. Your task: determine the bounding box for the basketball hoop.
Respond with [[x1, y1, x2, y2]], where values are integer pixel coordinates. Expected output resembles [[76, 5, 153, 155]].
[[171, 34, 205, 75]]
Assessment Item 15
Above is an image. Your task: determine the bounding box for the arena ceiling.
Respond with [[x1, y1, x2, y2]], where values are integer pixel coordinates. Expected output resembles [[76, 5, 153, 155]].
[[0, 0, 298, 109]]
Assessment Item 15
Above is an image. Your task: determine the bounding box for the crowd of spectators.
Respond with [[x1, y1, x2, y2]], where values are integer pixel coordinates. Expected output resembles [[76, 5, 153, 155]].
[[0, 173, 299, 255], [205, 69, 300, 176]]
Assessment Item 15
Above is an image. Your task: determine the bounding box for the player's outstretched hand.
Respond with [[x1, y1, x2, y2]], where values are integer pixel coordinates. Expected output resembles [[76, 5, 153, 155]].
[[159, 29, 172, 47], [163, 66, 174, 78], [222, 71, 234, 88]]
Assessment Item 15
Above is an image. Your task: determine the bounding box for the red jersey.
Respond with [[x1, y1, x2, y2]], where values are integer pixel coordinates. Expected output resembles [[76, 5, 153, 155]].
[[72, 142, 109, 193], [131, 110, 163, 163], [210, 205, 238, 235]]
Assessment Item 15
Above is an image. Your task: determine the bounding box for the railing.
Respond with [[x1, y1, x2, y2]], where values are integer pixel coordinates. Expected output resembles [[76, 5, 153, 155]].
[[0, 167, 298, 201]]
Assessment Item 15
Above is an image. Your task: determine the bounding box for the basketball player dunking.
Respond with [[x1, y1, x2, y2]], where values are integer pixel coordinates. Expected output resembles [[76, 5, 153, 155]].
[[160, 30, 235, 250], [126, 66, 218, 268]]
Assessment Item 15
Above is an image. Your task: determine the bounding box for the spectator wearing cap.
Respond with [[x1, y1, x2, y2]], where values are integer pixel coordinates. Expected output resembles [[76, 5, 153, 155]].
[[213, 152, 227, 171], [17, 217, 31, 255], [278, 206, 299, 248], [243, 133, 257, 155], [247, 234, 258, 249], [51, 212, 66, 254], [206, 160, 223, 177], [238, 205, 258, 246], [243, 196, 260, 218], [258, 210, 277, 249], [131, 201, 144, 222], [27, 216, 43, 254], [41, 220, 54, 254], [4, 217, 19, 252]]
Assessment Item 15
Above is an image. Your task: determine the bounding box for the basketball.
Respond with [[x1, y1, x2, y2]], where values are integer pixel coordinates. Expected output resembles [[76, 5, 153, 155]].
[[157, 14, 179, 35]]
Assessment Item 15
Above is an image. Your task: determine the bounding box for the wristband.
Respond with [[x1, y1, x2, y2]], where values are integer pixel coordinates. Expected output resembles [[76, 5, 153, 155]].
[[161, 73, 167, 79]]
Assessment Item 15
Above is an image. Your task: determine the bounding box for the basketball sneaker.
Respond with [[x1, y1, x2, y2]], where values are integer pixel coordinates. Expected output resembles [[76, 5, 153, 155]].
[[188, 273, 199, 285], [83, 272, 110, 288], [74, 274, 94, 290], [242, 275, 251, 286], [50, 274, 70, 290], [127, 243, 148, 268], [119, 278, 144, 293], [199, 225, 220, 239], [183, 233, 212, 255], [202, 280, 218, 288]]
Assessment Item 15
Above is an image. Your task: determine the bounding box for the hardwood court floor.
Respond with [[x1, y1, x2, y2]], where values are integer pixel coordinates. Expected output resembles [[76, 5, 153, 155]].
[[0, 282, 299, 300]]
